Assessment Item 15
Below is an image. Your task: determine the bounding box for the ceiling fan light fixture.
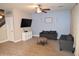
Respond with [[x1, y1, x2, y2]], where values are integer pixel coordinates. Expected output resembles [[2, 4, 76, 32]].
[[0, 15, 3, 19], [36, 7, 41, 13]]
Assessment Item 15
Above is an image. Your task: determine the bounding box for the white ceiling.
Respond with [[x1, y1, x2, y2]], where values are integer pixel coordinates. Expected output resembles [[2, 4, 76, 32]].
[[0, 3, 75, 14]]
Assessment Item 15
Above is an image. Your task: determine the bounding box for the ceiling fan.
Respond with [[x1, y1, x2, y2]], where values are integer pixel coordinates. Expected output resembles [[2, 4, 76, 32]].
[[35, 5, 51, 13]]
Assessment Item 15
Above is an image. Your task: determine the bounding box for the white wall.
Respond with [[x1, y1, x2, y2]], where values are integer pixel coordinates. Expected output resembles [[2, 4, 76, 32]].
[[71, 4, 79, 56], [0, 25, 7, 43], [13, 9, 32, 41], [5, 9, 32, 42], [13, 9, 23, 41], [32, 10, 71, 38]]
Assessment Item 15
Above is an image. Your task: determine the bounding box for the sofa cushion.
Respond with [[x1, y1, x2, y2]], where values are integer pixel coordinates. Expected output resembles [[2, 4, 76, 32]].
[[41, 31, 49, 34], [49, 31, 57, 34]]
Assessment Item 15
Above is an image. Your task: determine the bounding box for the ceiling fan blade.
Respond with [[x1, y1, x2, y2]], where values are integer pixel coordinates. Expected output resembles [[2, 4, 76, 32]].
[[35, 4, 51, 13], [42, 9, 50, 10], [42, 10, 47, 13]]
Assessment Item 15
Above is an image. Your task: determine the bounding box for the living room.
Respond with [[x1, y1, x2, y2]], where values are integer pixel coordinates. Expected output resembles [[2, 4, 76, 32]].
[[0, 3, 79, 56]]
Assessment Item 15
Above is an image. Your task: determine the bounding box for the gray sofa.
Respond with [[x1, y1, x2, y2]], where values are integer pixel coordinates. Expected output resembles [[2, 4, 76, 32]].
[[40, 31, 58, 40]]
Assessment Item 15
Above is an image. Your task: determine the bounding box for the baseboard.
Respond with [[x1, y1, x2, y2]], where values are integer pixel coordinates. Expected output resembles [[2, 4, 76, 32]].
[[0, 39, 30, 43], [0, 38, 30, 43], [0, 39, 8, 43], [13, 39, 22, 43], [33, 35, 39, 37], [7, 39, 22, 43]]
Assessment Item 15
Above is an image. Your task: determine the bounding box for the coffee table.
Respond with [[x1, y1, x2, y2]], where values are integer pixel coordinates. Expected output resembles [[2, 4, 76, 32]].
[[37, 37, 48, 45]]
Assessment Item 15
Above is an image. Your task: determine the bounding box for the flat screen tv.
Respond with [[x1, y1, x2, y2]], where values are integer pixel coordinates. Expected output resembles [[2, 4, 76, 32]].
[[21, 18, 32, 27]]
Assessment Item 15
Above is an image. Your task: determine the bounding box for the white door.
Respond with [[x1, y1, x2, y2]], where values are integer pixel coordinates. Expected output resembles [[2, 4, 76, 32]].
[[6, 16, 14, 41]]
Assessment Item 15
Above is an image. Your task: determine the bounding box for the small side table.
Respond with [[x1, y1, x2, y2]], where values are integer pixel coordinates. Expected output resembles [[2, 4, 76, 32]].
[[22, 31, 32, 41]]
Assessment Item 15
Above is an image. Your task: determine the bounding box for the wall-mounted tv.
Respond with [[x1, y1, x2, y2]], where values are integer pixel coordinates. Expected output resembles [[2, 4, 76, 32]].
[[21, 18, 32, 28]]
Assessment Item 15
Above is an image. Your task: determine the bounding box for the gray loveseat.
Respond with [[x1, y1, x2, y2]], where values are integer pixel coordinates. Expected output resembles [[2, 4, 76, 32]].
[[40, 31, 58, 40]]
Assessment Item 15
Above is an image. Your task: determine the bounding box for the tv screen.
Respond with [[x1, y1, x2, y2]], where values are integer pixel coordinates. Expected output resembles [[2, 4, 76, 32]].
[[21, 18, 32, 27]]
